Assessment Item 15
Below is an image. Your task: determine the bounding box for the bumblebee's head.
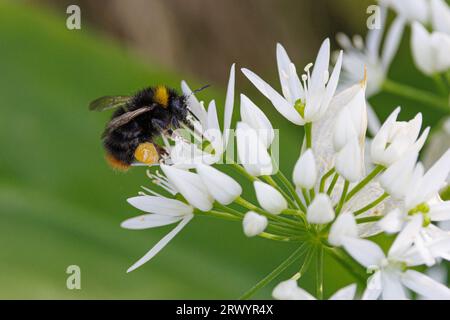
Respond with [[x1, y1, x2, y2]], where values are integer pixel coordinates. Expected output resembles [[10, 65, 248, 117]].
[[171, 96, 188, 119]]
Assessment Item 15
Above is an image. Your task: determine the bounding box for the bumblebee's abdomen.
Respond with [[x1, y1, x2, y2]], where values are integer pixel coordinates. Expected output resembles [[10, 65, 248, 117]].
[[103, 120, 150, 165]]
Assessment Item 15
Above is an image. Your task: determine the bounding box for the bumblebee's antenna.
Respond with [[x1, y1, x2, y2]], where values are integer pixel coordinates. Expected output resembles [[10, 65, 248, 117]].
[[191, 84, 211, 95], [185, 84, 210, 122]]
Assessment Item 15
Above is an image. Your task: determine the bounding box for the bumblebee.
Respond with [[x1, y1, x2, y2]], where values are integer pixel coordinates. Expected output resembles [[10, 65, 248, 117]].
[[89, 85, 208, 170]]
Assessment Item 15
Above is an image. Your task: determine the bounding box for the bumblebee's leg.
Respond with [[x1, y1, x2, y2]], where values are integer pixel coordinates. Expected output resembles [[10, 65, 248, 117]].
[[154, 143, 168, 157], [134, 142, 160, 165]]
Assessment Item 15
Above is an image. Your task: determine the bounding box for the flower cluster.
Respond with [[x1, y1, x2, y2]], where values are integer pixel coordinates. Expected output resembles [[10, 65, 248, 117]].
[[119, 7, 450, 299]]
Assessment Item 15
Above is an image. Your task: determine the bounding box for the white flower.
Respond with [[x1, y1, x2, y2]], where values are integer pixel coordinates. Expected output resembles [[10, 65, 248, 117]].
[[431, 0, 450, 34], [379, 150, 450, 233], [380, 0, 430, 23], [335, 137, 363, 182], [176, 64, 235, 167], [196, 163, 242, 205], [240, 94, 274, 148], [411, 22, 450, 75], [337, 8, 404, 135], [254, 181, 287, 215], [122, 195, 194, 272], [161, 164, 214, 211], [242, 39, 343, 125], [371, 107, 429, 167], [307, 193, 335, 224], [328, 211, 358, 247], [379, 151, 419, 199], [236, 122, 274, 176], [343, 215, 450, 299], [243, 211, 268, 237], [293, 149, 317, 190], [333, 81, 367, 151], [337, 8, 404, 98], [272, 279, 357, 300]]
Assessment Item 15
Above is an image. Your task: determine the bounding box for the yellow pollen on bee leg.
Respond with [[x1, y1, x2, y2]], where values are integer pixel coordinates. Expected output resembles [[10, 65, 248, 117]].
[[154, 85, 169, 107], [134, 142, 159, 165]]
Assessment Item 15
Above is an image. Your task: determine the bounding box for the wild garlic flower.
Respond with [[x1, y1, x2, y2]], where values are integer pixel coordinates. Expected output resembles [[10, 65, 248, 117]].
[[344, 215, 450, 300], [119, 36, 450, 300], [379, 0, 430, 24], [242, 39, 343, 125], [336, 6, 405, 134], [165, 64, 236, 168], [411, 22, 450, 76]]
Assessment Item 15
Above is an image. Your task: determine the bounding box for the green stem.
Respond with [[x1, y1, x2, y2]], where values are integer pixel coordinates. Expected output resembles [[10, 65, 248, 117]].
[[346, 165, 384, 202], [319, 168, 335, 193], [433, 73, 448, 96], [214, 203, 244, 217], [382, 79, 449, 112], [326, 173, 339, 196], [301, 188, 310, 206], [229, 162, 257, 182], [305, 122, 312, 149], [353, 192, 389, 215], [258, 232, 299, 242], [235, 197, 305, 229], [316, 246, 324, 300], [195, 210, 241, 222], [262, 175, 297, 209], [356, 215, 383, 224], [297, 247, 315, 278], [239, 244, 309, 300], [335, 180, 349, 215], [275, 170, 307, 212]]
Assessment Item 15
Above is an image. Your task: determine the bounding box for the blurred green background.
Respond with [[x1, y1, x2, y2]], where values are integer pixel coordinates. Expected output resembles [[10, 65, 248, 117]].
[[0, 0, 447, 299]]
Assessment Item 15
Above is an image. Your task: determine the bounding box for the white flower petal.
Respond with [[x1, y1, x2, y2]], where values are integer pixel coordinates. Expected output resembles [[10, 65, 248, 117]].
[[307, 193, 335, 224], [181, 80, 207, 126], [243, 211, 268, 237], [401, 270, 450, 300], [272, 279, 316, 300], [241, 68, 304, 125], [223, 64, 235, 147], [430, 201, 450, 221], [293, 149, 317, 190], [236, 122, 274, 176], [377, 208, 405, 234], [240, 94, 274, 148], [431, 0, 450, 34], [254, 181, 288, 215], [342, 237, 385, 268], [127, 196, 193, 217], [328, 212, 358, 247], [329, 283, 357, 300], [121, 214, 182, 230], [388, 214, 423, 259], [335, 137, 363, 182], [381, 270, 408, 300], [196, 163, 242, 205], [381, 16, 405, 70], [310, 38, 330, 91], [161, 165, 214, 212], [362, 271, 382, 300], [411, 22, 435, 75], [126, 214, 193, 272], [276, 43, 304, 103]]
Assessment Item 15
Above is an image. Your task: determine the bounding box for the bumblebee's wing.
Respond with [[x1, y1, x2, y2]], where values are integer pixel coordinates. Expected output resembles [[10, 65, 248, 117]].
[[102, 105, 156, 137], [89, 96, 131, 111]]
